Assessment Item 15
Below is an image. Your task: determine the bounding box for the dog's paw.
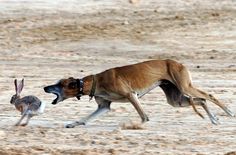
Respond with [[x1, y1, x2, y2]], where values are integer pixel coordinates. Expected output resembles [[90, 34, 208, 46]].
[[77, 121, 86, 125], [142, 115, 149, 123], [20, 123, 28, 126], [225, 108, 235, 117], [229, 111, 235, 117], [65, 124, 76, 128], [211, 117, 220, 125], [65, 121, 86, 128]]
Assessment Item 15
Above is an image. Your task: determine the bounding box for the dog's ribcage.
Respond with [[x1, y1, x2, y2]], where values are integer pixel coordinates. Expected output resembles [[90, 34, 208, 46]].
[[136, 81, 162, 98], [97, 81, 162, 102]]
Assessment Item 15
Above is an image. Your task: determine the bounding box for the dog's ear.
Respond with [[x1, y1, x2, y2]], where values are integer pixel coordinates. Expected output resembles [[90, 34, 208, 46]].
[[67, 77, 78, 89], [68, 81, 78, 89]]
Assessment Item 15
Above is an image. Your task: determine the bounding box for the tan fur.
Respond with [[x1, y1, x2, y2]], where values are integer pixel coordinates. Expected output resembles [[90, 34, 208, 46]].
[[45, 59, 234, 127], [83, 60, 202, 119]]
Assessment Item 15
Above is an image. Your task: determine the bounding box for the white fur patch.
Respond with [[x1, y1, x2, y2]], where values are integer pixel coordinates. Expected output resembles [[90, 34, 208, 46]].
[[37, 102, 46, 114]]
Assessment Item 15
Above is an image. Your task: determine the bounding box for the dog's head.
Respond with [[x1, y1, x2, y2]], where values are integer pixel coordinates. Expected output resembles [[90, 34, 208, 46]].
[[44, 77, 83, 105]]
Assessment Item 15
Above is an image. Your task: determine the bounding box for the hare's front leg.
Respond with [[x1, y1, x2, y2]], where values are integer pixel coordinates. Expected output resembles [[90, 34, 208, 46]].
[[15, 109, 30, 126], [21, 115, 33, 126], [15, 113, 27, 126], [21, 110, 33, 126]]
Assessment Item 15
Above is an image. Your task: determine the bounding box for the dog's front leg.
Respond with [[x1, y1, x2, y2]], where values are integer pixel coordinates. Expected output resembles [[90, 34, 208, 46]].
[[127, 92, 149, 123], [65, 97, 111, 128]]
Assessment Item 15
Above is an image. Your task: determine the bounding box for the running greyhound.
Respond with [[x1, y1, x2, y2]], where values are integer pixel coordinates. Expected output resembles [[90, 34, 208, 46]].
[[44, 59, 234, 128]]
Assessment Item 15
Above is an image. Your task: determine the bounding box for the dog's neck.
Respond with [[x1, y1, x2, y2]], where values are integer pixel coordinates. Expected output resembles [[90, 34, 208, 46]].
[[81, 75, 96, 97]]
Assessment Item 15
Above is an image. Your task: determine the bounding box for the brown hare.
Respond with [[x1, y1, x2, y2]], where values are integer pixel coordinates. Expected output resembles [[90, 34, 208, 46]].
[[10, 79, 45, 126]]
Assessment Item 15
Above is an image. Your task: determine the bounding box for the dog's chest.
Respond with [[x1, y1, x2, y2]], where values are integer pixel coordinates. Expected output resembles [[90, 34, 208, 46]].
[[96, 91, 128, 102], [95, 81, 161, 102]]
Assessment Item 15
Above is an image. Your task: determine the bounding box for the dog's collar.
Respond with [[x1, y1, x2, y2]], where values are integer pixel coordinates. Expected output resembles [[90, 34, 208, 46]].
[[89, 75, 96, 101], [76, 79, 84, 100]]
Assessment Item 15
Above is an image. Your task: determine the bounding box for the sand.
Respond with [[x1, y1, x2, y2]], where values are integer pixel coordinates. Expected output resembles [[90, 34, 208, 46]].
[[0, 0, 236, 154]]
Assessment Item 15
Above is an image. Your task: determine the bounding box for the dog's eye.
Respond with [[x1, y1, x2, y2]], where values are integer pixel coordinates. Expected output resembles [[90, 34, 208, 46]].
[[68, 82, 77, 89]]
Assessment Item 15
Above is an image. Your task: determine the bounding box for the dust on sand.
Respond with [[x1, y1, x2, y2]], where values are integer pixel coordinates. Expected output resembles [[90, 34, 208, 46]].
[[0, 0, 236, 154]]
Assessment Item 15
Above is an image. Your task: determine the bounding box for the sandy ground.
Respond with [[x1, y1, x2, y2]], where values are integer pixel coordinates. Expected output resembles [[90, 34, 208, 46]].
[[0, 0, 236, 154]]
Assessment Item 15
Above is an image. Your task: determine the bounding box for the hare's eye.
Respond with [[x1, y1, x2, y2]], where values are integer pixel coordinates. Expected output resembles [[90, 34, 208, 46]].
[[68, 82, 77, 89]]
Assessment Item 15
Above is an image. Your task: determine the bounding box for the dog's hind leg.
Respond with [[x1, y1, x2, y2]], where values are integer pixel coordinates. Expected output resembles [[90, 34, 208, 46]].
[[160, 81, 219, 124], [66, 97, 111, 128], [160, 80, 190, 107], [160, 81, 203, 118], [167, 62, 234, 118], [170, 65, 235, 117], [199, 99, 219, 124]]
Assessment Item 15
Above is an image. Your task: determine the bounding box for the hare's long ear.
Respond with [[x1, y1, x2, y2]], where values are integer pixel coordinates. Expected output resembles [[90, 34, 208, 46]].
[[18, 78, 24, 94], [14, 79, 18, 94]]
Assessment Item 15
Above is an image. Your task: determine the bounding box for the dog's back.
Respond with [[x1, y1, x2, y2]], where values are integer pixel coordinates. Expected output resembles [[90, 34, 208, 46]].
[[96, 59, 182, 93]]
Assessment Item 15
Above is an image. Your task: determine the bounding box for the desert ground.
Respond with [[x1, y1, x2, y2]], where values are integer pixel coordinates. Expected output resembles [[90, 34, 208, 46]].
[[0, 0, 236, 154]]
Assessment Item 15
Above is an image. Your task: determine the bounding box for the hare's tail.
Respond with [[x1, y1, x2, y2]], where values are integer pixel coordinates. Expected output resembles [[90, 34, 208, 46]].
[[37, 102, 46, 114]]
